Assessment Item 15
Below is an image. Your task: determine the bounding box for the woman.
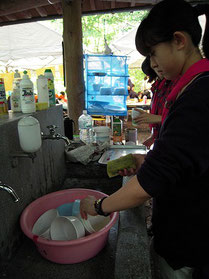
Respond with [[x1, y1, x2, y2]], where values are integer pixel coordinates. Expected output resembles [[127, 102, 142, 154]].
[[80, 1, 209, 277]]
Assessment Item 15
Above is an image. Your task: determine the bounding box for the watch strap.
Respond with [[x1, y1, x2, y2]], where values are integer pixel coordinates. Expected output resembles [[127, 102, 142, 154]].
[[94, 197, 110, 216]]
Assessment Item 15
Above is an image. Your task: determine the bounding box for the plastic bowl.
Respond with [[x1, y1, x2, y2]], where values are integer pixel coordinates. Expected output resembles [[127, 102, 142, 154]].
[[20, 188, 119, 264], [56, 202, 73, 216], [78, 214, 111, 234], [50, 216, 85, 241], [32, 209, 59, 240]]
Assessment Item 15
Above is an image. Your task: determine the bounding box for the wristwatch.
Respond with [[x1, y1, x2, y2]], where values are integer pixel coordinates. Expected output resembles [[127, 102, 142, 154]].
[[94, 197, 110, 216]]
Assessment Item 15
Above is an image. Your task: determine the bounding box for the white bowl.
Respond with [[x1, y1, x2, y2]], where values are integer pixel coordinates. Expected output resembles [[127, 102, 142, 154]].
[[78, 214, 110, 234], [50, 216, 85, 241], [32, 209, 59, 239]]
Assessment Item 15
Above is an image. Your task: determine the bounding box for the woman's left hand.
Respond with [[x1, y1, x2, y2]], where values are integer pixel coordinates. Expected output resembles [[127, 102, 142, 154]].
[[134, 109, 161, 125], [80, 195, 97, 219]]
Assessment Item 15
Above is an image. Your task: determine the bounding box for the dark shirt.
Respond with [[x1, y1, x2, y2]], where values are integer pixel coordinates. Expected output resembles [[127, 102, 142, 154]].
[[137, 72, 209, 269]]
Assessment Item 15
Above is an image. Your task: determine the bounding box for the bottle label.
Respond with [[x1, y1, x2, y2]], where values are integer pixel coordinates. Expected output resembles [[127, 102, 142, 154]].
[[113, 123, 122, 136], [12, 95, 20, 108], [47, 79, 55, 105], [21, 88, 35, 104]]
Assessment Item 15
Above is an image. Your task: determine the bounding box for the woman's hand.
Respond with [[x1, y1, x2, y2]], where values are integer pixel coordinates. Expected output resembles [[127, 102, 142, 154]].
[[80, 195, 97, 219], [118, 154, 146, 176], [143, 136, 154, 149], [133, 109, 161, 125]]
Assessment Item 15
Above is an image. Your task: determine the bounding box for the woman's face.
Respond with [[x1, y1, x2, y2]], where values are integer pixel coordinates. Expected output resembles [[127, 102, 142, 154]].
[[150, 41, 184, 80]]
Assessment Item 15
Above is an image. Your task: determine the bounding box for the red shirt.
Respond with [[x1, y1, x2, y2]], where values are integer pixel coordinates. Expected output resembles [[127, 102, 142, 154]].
[[150, 78, 178, 139]]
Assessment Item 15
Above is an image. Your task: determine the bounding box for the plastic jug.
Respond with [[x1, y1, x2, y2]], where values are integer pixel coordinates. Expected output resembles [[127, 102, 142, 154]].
[[20, 71, 36, 113], [37, 75, 49, 108]]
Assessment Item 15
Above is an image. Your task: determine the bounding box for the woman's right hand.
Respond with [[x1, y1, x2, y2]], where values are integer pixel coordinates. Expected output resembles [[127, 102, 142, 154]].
[[118, 154, 146, 176]]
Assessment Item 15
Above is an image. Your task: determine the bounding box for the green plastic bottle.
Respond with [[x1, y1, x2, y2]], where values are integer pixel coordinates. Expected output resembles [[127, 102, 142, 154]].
[[112, 116, 123, 144]]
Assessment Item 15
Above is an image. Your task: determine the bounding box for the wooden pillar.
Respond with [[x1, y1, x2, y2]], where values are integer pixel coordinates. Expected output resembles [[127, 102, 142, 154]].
[[62, 0, 85, 133]]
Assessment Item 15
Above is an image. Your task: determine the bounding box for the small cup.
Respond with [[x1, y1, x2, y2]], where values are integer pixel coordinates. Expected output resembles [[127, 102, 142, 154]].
[[131, 108, 140, 127], [32, 209, 59, 239]]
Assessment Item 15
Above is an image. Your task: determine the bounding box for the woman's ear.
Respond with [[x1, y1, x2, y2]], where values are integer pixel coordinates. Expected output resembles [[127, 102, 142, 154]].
[[173, 31, 187, 50]]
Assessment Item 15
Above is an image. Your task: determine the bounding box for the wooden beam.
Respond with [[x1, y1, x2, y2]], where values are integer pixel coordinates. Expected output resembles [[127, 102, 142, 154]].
[[53, 3, 63, 15], [35, 7, 48, 17], [0, 0, 61, 17], [90, 0, 96, 10], [4, 14, 17, 21], [62, 0, 85, 133], [111, 1, 116, 9], [20, 10, 32, 19]]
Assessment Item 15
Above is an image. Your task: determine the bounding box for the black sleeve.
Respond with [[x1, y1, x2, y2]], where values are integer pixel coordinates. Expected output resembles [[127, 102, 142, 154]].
[[137, 78, 209, 197]]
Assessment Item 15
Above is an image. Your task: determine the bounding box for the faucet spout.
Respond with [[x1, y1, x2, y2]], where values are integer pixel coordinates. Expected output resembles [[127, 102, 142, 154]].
[[41, 125, 71, 146], [0, 182, 20, 202]]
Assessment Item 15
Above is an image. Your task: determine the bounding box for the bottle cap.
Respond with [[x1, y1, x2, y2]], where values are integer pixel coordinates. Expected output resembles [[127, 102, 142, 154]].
[[44, 69, 52, 73], [83, 110, 87, 114]]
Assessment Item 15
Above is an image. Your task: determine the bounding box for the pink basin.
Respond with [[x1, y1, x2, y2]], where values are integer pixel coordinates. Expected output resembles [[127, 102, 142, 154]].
[[20, 188, 119, 264]]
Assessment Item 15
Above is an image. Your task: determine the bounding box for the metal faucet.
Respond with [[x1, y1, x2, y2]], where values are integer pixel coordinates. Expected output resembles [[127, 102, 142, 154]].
[[41, 125, 71, 146], [0, 182, 20, 202]]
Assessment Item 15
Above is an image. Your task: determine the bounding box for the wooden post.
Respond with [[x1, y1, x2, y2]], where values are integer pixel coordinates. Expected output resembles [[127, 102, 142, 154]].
[[62, 0, 85, 133]]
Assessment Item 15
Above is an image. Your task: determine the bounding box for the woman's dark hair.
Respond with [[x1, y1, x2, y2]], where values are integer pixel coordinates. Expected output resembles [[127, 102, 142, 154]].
[[135, 0, 209, 59], [141, 56, 157, 82]]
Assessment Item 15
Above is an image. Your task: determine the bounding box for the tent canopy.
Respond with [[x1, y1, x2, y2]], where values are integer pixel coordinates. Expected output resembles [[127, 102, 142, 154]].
[[0, 22, 62, 70], [111, 25, 145, 68]]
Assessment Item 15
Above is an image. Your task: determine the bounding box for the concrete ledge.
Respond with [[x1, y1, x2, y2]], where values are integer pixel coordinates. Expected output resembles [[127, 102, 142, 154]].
[[115, 206, 151, 279]]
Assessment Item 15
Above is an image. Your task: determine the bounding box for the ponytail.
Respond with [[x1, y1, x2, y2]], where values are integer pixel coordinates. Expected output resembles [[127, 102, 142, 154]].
[[194, 4, 209, 59]]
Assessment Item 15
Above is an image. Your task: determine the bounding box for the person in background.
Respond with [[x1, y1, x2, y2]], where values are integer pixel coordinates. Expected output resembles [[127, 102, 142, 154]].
[[128, 78, 139, 99], [136, 56, 178, 148], [80, 0, 209, 278]]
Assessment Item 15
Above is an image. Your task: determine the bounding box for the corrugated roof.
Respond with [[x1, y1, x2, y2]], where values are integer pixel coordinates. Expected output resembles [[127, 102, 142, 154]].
[[0, 0, 206, 26]]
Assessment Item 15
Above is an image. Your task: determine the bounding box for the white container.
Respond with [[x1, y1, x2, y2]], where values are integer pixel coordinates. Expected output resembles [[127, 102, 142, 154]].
[[50, 216, 85, 241], [37, 75, 49, 107], [44, 69, 56, 107], [131, 108, 141, 127], [11, 70, 21, 112], [32, 209, 59, 240], [20, 71, 36, 113], [18, 116, 42, 153], [78, 110, 93, 144], [93, 126, 110, 143], [78, 213, 110, 234]]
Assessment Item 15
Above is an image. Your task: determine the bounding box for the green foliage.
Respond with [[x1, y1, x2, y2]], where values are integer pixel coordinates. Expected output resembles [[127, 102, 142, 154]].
[[82, 11, 148, 53], [128, 68, 146, 93]]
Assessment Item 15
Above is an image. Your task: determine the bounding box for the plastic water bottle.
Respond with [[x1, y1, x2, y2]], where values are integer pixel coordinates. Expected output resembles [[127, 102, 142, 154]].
[[78, 110, 93, 144], [44, 69, 56, 107], [20, 71, 36, 113], [11, 69, 21, 112]]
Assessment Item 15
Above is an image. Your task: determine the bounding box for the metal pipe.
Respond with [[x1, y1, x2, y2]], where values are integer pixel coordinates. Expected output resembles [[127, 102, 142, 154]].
[[0, 182, 20, 202]]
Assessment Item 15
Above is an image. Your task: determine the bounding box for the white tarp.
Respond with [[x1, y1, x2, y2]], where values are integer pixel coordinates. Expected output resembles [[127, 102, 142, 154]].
[[0, 22, 63, 70], [111, 25, 145, 68]]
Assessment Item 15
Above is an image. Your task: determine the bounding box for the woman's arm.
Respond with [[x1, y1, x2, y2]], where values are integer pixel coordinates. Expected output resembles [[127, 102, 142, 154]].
[[80, 175, 151, 219], [134, 109, 162, 125]]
